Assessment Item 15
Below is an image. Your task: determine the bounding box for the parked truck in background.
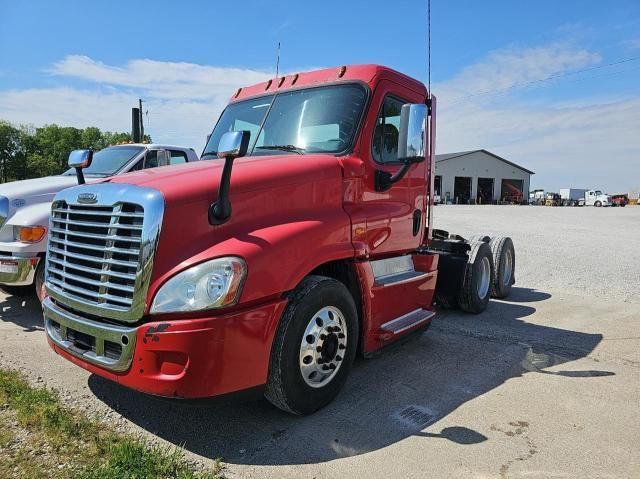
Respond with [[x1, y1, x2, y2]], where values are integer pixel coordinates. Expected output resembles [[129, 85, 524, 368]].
[[610, 194, 628, 207], [0, 144, 199, 301], [584, 189, 611, 207], [529, 189, 545, 205], [42, 65, 516, 415], [559, 188, 586, 207]]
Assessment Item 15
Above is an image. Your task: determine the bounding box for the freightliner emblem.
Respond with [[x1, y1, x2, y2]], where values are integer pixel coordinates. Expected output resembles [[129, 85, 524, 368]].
[[77, 192, 98, 204]]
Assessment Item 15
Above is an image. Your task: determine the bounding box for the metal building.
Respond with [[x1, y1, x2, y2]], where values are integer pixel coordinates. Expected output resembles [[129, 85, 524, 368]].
[[434, 149, 534, 204]]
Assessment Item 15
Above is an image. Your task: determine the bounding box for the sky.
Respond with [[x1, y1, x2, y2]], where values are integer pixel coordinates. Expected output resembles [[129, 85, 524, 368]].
[[0, 0, 639, 192]]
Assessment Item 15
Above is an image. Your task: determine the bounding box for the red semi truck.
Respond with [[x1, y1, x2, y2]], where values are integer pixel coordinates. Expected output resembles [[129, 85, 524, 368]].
[[43, 65, 516, 414]]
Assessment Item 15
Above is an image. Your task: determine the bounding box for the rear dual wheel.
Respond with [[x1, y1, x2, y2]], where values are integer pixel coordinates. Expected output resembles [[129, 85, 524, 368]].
[[458, 241, 494, 314], [265, 276, 358, 415], [489, 237, 515, 299]]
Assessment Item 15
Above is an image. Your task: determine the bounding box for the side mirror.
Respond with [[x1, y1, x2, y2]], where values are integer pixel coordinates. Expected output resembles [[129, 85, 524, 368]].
[[397, 103, 426, 162], [209, 130, 251, 225], [217, 130, 250, 159], [68, 149, 93, 185], [375, 103, 427, 192]]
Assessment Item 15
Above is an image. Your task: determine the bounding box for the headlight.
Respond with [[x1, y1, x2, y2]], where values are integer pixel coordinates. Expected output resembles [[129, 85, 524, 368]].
[[13, 225, 46, 243], [150, 257, 247, 313]]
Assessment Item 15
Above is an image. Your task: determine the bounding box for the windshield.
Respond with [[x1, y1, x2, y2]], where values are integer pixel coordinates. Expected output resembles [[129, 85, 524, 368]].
[[202, 84, 367, 159], [63, 147, 144, 177]]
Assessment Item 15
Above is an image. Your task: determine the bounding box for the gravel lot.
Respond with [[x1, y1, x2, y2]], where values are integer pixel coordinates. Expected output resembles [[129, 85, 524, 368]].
[[1, 205, 639, 478]]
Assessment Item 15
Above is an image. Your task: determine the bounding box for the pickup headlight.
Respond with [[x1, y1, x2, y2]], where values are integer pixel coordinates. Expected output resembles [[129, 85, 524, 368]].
[[150, 257, 247, 313], [13, 225, 46, 243]]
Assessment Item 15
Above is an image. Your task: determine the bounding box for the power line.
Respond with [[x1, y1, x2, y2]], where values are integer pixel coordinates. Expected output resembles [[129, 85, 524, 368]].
[[448, 57, 639, 105]]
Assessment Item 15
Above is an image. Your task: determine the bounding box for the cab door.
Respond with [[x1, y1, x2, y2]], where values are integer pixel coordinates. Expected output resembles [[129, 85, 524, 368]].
[[358, 80, 427, 256]]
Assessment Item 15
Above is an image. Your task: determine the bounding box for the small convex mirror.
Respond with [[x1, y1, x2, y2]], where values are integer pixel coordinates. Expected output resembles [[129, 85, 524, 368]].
[[68, 149, 93, 169], [397, 104, 426, 162]]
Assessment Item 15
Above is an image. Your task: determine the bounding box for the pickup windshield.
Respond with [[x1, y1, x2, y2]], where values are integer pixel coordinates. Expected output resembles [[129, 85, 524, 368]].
[[63, 147, 144, 177], [202, 84, 367, 159]]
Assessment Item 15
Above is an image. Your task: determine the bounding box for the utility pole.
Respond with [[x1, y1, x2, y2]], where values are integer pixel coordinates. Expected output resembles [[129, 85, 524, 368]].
[[139, 99, 145, 142]]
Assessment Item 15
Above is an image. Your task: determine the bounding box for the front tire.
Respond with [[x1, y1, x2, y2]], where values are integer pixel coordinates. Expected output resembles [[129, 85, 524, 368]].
[[265, 276, 358, 415], [595, 201, 602, 207], [34, 259, 46, 303]]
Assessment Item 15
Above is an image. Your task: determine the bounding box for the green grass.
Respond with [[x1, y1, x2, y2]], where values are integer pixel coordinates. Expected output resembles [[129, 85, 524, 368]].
[[0, 369, 221, 479]]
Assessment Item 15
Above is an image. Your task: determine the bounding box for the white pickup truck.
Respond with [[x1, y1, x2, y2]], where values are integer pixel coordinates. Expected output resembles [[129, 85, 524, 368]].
[[0, 143, 199, 300]]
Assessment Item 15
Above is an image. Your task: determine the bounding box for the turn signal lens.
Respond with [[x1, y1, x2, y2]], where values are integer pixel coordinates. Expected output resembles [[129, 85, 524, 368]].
[[14, 226, 46, 243]]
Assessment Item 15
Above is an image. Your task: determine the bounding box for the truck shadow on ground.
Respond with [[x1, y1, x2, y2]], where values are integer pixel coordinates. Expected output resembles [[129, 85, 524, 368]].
[[88, 287, 612, 465], [0, 292, 43, 332]]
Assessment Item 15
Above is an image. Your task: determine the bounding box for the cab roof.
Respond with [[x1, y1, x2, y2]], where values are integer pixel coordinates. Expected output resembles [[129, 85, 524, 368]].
[[231, 64, 427, 102]]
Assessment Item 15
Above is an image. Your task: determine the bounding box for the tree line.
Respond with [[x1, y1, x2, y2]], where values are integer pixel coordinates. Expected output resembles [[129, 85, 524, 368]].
[[0, 120, 151, 183]]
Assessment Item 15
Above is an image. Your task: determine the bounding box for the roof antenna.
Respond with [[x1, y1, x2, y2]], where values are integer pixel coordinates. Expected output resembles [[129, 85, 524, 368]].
[[275, 41, 281, 79], [427, 0, 431, 100]]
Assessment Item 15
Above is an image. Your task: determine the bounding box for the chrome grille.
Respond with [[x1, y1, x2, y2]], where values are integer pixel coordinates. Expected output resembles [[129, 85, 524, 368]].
[[47, 202, 143, 310], [45, 183, 164, 324]]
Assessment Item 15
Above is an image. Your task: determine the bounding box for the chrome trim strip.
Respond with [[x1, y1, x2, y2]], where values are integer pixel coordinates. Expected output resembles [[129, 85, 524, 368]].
[[370, 255, 414, 279], [43, 297, 136, 372], [376, 271, 432, 287], [0, 255, 39, 286], [45, 183, 165, 323], [381, 308, 436, 335]]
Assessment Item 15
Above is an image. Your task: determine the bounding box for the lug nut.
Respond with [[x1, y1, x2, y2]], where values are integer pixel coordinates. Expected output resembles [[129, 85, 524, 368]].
[[338, 333, 345, 339], [336, 355, 342, 361], [329, 363, 336, 370], [317, 358, 324, 364], [322, 365, 330, 371], [339, 344, 346, 350], [326, 327, 333, 333], [316, 346, 322, 352], [320, 334, 327, 340]]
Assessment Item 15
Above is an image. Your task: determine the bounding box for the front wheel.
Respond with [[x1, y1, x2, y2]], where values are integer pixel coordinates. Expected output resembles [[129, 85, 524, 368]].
[[265, 276, 358, 415], [34, 259, 46, 303], [595, 201, 602, 207]]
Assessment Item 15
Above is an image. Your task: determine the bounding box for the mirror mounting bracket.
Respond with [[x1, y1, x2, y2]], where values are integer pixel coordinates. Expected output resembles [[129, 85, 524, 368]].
[[75, 167, 86, 185]]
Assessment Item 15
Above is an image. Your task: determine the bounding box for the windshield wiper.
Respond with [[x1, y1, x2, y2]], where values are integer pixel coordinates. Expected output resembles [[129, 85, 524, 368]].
[[255, 145, 305, 155]]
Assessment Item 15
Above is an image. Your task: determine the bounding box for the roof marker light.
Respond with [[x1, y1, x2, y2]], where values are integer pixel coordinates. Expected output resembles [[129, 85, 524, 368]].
[[234, 88, 242, 98], [278, 76, 286, 87], [292, 73, 299, 85], [338, 66, 347, 78], [265, 79, 273, 90]]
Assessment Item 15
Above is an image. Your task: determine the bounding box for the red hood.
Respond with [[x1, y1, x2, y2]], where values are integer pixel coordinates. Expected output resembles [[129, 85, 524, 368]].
[[107, 154, 351, 309], [107, 154, 340, 205]]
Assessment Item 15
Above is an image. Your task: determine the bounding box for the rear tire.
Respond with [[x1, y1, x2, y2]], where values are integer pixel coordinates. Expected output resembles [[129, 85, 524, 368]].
[[458, 242, 494, 314], [489, 237, 515, 298], [265, 276, 358, 415]]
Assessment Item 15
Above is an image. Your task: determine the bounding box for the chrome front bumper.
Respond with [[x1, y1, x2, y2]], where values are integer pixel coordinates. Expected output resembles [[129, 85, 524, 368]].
[[0, 255, 39, 286], [43, 296, 137, 372]]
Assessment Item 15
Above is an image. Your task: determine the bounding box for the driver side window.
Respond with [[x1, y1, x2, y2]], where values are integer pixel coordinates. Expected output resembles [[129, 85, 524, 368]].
[[372, 96, 405, 163]]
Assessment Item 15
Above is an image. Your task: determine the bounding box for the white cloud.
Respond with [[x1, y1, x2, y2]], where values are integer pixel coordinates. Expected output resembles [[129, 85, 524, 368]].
[[0, 46, 638, 191], [434, 44, 640, 192], [0, 56, 273, 150]]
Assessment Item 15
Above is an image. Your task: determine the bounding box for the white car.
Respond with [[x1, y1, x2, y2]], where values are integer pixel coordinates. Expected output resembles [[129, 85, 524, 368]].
[[0, 144, 199, 300]]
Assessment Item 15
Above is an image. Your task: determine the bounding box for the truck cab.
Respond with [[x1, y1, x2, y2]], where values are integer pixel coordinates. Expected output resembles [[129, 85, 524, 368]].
[[585, 189, 611, 207], [0, 144, 199, 300], [42, 65, 515, 414]]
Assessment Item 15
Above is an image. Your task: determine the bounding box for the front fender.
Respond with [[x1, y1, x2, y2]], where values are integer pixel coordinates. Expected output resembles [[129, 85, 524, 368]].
[[147, 213, 354, 312], [8, 202, 52, 228]]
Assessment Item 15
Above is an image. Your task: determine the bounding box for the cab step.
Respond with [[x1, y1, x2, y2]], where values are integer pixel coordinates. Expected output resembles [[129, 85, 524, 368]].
[[380, 308, 436, 335]]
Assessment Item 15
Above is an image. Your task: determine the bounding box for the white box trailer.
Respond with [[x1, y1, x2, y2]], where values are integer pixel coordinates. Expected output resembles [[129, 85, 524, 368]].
[[560, 188, 587, 206]]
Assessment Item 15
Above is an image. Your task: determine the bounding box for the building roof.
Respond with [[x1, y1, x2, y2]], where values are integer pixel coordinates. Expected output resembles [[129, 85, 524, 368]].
[[435, 149, 535, 175]]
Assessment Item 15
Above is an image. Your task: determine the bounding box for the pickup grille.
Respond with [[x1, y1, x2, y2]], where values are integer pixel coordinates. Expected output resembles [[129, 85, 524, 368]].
[[47, 201, 144, 312]]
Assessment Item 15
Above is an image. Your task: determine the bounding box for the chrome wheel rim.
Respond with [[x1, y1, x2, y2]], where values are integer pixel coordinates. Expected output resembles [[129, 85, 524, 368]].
[[299, 306, 347, 388], [477, 256, 491, 300], [502, 249, 513, 286]]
